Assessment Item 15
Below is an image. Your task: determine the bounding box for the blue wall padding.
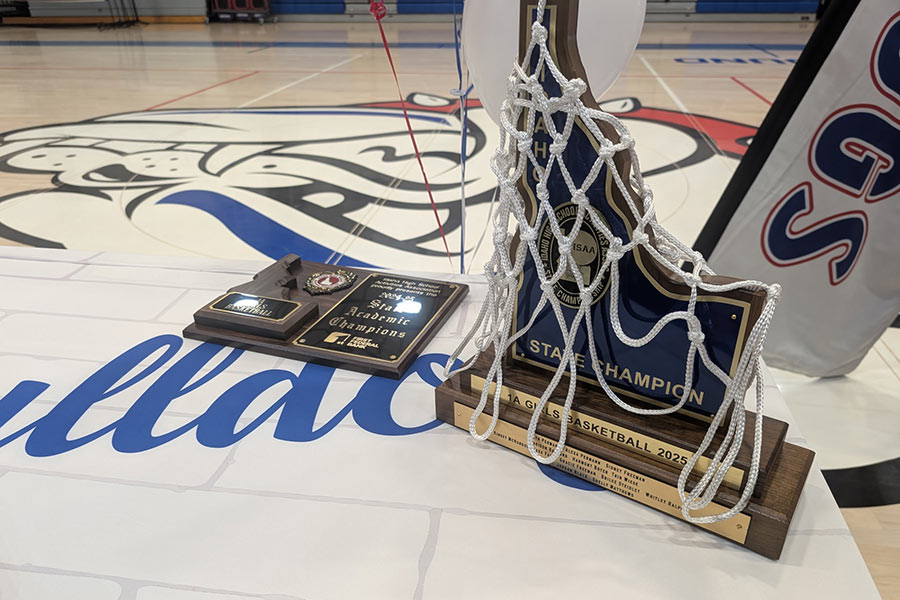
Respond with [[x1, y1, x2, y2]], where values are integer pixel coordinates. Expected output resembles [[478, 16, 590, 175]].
[[397, 1, 464, 14], [269, 0, 815, 16], [696, 1, 819, 12], [270, 0, 345, 14]]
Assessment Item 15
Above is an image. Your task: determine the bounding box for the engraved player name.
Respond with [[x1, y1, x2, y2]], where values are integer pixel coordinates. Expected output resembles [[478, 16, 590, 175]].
[[212, 293, 300, 320]]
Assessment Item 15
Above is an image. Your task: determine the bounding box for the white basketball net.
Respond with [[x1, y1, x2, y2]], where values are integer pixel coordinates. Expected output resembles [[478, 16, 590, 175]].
[[447, 0, 781, 524]]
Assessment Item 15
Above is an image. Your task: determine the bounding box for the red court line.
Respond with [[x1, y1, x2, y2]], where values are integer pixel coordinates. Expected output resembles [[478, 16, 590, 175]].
[[145, 70, 260, 110], [620, 74, 789, 79], [0, 65, 794, 79], [731, 76, 772, 105], [0, 65, 457, 77]]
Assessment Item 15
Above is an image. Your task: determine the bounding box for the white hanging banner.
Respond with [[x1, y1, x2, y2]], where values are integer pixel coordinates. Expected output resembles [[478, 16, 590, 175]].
[[462, 0, 646, 125], [697, 0, 900, 377]]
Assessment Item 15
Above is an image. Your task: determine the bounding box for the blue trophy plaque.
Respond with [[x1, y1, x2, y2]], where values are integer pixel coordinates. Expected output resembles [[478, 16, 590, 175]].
[[510, 3, 765, 420]]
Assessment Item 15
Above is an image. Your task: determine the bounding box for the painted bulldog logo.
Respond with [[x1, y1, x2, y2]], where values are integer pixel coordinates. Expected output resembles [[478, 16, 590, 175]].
[[0, 94, 754, 270]]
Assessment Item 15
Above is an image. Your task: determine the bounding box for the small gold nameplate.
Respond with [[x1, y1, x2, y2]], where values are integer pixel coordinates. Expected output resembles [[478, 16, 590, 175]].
[[454, 401, 750, 545], [471, 375, 745, 490], [209, 292, 301, 321]]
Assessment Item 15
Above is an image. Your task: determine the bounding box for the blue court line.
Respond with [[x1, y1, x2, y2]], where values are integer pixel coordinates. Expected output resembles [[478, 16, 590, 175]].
[[750, 43, 782, 57], [158, 190, 374, 268], [637, 42, 804, 51], [159, 109, 452, 125], [0, 40, 807, 51]]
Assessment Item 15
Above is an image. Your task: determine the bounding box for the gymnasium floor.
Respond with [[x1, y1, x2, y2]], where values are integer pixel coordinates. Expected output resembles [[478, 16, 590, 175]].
[[0, 18, 897, 596]]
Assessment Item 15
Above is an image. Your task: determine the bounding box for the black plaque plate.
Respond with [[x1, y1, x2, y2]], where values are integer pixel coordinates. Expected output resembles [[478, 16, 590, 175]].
[[211, 292, 301, 320], [194, 292, 317, 341], [294, 273, 460, 365]]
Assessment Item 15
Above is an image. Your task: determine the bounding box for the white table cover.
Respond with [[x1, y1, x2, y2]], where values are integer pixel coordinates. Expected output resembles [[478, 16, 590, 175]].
[[0, 248, 879, 599]]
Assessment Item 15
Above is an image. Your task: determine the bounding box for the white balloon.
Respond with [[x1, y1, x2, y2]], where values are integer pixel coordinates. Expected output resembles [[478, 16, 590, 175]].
[[462, 0, 646, 125]]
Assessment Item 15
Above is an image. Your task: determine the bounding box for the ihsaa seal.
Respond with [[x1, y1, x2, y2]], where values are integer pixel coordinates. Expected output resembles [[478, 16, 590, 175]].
[[538, 202, 610, 308]]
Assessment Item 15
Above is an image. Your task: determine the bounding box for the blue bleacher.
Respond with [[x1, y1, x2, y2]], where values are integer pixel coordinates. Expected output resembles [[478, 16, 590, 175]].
[[695, 0, 819, 12], [270, 0, 345, 14], [269, 0, 816, 16], [397, 1, 463, 14]]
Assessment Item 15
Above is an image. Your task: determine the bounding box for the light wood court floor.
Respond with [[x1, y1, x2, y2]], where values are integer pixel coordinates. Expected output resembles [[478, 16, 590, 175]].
[[0, 22, 810, 265], [0, 18, 897, 597]]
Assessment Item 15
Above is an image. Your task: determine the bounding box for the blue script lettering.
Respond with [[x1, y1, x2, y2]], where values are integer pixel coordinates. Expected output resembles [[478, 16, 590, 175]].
[[0, 335, 453, 456], [3, 335, 181, 455], [0, 335, 599, 492]]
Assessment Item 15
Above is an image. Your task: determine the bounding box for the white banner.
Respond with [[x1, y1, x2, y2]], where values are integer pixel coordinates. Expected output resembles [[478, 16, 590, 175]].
[[707, 0, 900, 376]]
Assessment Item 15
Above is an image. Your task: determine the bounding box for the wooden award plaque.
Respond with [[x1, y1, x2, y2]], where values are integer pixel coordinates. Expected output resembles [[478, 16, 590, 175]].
[[508, 0, 770, 422], [184, 254, 468, 379], [458, 351, 788, 496], [435, 379, 814, 560]]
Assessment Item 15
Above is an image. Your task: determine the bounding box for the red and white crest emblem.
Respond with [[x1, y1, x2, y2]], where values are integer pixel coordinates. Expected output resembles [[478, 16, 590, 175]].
[[304, 269, 357, 295]]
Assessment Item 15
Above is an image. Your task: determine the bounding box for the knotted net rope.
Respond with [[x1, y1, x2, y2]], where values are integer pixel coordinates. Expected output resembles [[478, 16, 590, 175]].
[[446, 0, 781, 524]]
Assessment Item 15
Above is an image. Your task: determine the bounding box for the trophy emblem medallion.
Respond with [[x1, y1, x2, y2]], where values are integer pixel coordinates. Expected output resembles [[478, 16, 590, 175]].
[[537, 201, 611, 308], [304, 270, 357, 296]]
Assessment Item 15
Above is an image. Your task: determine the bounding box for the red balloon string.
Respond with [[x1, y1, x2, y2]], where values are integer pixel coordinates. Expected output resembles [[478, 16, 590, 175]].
[[369, 0, 454, 269]]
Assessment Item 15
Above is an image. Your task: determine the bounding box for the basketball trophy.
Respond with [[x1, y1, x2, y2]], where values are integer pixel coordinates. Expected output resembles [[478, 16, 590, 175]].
[[435, 0, 814, 559]]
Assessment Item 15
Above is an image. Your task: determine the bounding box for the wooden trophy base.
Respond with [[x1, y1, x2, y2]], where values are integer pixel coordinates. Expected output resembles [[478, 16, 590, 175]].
[[459, 352, 787, 495], [435, 376, 814, 560], [184, 254, 468, 379]]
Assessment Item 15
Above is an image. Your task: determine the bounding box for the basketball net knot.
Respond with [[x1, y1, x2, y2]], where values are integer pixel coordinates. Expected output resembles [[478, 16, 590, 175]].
[[562, 79, 587, 102], [687, 323, 706, 346], [683, 271, 703, 288], [549, 137, 568, 156], [369, 1, 386, 20], [530, 21, 548, 44], [520, 227, 538, 243], [607, 237, 626, 261]]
